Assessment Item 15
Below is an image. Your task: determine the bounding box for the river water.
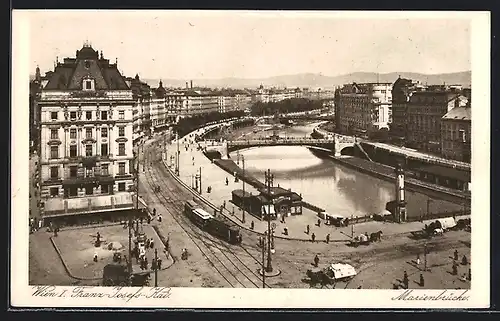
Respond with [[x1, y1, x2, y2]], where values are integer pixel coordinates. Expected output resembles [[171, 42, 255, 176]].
[[229, 123, 463, 219]]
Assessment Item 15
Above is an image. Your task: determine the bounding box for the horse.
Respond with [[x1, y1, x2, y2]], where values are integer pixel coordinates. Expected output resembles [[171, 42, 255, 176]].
[[306, 269, 335, 289], [433, 228, 444, 236], [370, 231, 383, 242]]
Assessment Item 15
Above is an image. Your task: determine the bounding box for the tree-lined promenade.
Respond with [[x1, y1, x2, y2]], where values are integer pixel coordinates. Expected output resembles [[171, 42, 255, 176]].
[[250, 98, 324, 117]]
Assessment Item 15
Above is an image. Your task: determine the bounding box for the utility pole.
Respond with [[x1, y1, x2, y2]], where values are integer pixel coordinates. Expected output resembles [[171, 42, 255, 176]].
[[262, 235, 266, 288], [242, 155, 246, 224], [424, 243, 428, 272], [154, 248, 158, 287], [176, 131, 180, 176], [264, 169, 273, 273]]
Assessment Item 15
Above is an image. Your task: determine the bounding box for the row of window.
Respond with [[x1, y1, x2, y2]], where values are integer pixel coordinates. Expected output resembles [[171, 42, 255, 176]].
[[50, 110, 125, 121], [49, 142, 127, 159], [48, 182, 127, 197], [50, 162, 127, 179], [50, 127, 126, 140]]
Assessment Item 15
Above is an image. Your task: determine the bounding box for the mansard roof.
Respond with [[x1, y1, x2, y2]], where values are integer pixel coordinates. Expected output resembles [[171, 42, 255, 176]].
[[44, 44, 130, 91]]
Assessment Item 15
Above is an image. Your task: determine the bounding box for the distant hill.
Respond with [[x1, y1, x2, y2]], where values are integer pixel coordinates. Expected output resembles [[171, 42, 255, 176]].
[[143, 71, 471, 90], [30, 71, 471, 89]]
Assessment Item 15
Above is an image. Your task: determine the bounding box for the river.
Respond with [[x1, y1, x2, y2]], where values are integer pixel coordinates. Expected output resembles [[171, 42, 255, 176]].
[[229, 123, 463, 219]]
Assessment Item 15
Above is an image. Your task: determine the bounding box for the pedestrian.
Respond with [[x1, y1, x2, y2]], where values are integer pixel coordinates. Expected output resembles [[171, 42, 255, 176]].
[[317, 219, 321, 227], [144, 257, 148, 269], [326, 234, 330, 244], [250, 221, 254, 230], [461, 255, 468, 265], [157, 258, 162, 270], [147, 216, 151, 224], [225, 177, 229, 185], [306, 225, 310, 235], [403, 271, 409, 289], [468, 268, 471, 281], [284, 227, 288, 236], [153, 208, 157, 216], [140, 217, 143, 225], [420, 273, 425, 287], [150, 238, 154, 249], [146, 238, 150, 248], [158, 215, 162, 223], [416, 254, 421, 265], [93, 252, 98, 262], [311, 233, 316, 242], [452, 261, 458, 275], [151, 258, 157, 271], [314, 254, 319, 267], [454, 249, 459, 261]]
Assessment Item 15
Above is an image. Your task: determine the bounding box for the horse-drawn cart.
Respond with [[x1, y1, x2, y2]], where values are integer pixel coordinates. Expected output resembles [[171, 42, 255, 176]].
[[349, 231, 383, 247], [306, 263, 357, 288]]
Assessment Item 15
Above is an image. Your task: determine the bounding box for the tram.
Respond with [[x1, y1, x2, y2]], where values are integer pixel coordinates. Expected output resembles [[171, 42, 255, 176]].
[[184, 200, 242, 244]]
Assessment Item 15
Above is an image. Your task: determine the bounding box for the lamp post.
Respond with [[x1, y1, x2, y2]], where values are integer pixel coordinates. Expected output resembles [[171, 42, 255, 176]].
[[242, 155, 246, 224], [175, 132, 181, 176], [199, 167, 202, 195], [264, 169, 274, 273], [426, 198, 433, 220]]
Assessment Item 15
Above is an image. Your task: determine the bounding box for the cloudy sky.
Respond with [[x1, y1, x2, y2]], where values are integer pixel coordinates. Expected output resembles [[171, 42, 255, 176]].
[[21, 11, 471, 79]]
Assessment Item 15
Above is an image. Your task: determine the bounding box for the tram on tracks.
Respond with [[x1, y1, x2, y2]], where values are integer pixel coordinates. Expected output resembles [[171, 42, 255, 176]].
[[184, 200, 243, 244]]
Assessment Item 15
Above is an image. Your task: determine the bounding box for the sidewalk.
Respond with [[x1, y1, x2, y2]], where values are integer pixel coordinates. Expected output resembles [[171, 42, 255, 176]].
[[160, 136, 427, 242]]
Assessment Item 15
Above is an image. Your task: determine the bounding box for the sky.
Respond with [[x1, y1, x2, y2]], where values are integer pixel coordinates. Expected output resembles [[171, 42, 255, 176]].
[[21, 11, 472, 80]]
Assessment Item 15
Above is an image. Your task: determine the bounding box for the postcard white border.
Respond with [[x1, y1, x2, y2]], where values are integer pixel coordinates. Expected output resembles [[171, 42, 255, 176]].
[[11, 10, 491, 309]]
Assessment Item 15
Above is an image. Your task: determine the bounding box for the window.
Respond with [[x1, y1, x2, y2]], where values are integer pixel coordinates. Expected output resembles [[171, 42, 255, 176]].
[[86, 111, 92, 120], [119, 111, 125, 120], [50, 166, 58, 179], [85, 185, 93, 195], [50, 129, 58, 140], [101, 164, 109, 176], [70, 166, 77, 178], [70, 145, 77, 157], [101, 128, 108, 138], [70, 128, 77, 139], [69, 187, 78, 197], [118, 183, 126, 192], [118, 162, 126, 175], [101, 111, 108, 120], [101, 143, 108, 156], [85, 144, 92, 157], [119, 127, 125, 137], [70, 111, 77, 120], [86, 128, 92, 139], [118, 143, 125, 156], [101, 184, 109, 194], [50, 146, 59, 159], [51, 112, 58, 120], [85, 81, 92, 90], [50, 187, 59, 197]]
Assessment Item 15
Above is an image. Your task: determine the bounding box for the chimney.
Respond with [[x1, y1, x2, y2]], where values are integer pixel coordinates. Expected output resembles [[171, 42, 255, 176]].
[[190, 80, 193, 89], [186, 82, 189, 89]]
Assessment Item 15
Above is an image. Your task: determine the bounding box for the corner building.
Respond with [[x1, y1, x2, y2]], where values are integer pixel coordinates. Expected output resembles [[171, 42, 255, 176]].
[[38, 44, 135, 221]]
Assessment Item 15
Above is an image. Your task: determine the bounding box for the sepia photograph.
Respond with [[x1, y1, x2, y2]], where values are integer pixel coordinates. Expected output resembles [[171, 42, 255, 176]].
[[11, 10, 490, 309]]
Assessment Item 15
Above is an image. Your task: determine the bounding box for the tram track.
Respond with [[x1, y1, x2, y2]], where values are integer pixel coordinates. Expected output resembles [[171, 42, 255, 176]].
[[142, 144, 271, 288]]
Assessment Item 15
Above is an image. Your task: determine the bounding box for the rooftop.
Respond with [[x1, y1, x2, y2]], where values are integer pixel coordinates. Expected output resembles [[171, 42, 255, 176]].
[[43, 43, 129, 91], [442, 106, 471, 121]]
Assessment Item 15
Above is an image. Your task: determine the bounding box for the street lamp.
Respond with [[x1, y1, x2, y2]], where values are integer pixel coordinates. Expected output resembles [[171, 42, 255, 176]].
[[426, 198, 433, 220], [241, 155, 246, 224], [264, 169, 274, 273]]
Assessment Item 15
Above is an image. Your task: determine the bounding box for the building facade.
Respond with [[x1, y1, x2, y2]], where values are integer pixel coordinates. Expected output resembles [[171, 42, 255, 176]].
[[406, 90, 468, 154], [441, 106, 471, 162], [37, 44, 135, 219], [335, 83, 392, 137]]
